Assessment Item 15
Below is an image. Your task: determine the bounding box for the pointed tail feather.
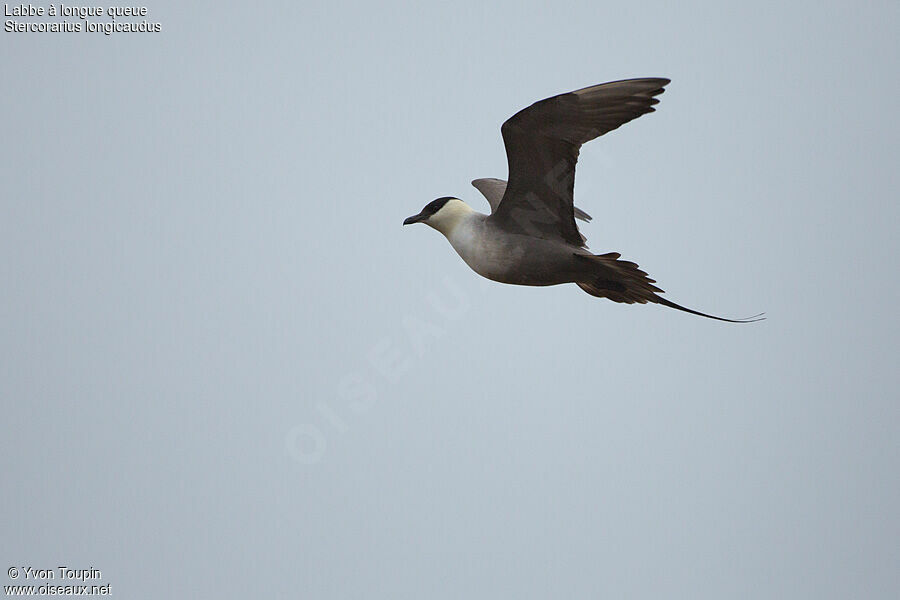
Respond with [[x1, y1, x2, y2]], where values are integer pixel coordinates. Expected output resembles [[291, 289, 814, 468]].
[[574, 253, 764, 323], [652, 296, 765, 323]]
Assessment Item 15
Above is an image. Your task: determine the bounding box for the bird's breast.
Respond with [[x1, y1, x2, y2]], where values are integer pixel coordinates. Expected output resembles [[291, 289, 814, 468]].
[[446, 221, 521, 283], [445, 219, 585, 286]]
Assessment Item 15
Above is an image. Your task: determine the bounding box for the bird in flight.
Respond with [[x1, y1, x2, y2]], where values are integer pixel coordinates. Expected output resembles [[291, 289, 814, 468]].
[[403, 78, 763, 323]]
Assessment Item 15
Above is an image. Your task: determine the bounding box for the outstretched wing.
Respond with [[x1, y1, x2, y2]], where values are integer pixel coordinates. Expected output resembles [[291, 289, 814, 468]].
[[472, 178, 593, 222], [490, 78, 670, 246]]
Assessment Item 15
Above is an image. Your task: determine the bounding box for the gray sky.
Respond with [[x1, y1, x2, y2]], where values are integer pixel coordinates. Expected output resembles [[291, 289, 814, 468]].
[[2, 1, 898, 598]]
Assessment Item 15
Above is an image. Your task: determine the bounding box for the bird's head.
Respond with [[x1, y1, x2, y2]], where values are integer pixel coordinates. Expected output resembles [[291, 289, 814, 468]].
[[403, 197, 472, 235]]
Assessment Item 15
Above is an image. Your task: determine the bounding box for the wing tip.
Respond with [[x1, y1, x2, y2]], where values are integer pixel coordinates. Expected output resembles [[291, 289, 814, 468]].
[[572, 77, 671, 97]]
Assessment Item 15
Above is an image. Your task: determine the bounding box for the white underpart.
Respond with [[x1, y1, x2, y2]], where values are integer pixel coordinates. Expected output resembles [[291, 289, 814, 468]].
[[424, 199, 526, 282], [425, 200, 493, 278]]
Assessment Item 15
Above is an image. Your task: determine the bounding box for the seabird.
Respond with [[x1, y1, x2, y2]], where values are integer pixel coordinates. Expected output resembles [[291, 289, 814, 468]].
[[404, 78, 762, 323]]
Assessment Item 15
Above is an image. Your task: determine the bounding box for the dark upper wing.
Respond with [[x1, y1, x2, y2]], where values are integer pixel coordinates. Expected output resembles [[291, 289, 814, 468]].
[[471, 178, 593, 222], [490, 78, 670, 246]]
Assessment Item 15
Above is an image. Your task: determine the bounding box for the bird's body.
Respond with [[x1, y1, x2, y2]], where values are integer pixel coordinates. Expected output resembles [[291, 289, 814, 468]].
[[404, 78, 762, 323], [430, 201, 583, 286]]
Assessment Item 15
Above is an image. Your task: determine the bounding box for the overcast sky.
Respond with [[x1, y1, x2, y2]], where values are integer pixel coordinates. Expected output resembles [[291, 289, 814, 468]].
[[2, 1, 898, 598]]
